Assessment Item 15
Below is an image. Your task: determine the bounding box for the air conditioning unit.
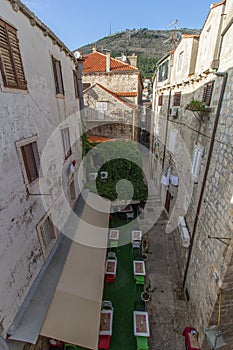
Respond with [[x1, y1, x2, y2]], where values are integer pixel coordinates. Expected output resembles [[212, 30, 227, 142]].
[[170, 107, 179, 118], [89, 172, 98, 180], [100, 171, 108, 180], [178, 216, 190, 248]]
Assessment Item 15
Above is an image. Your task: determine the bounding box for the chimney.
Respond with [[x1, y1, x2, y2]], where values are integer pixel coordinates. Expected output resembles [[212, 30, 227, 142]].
[[106, 52, 111, 72], [128, 53, 137, 67], [92, 44, 97, 52]]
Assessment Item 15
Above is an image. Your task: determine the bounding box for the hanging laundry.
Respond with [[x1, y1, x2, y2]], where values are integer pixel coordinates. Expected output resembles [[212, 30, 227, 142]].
[[169, 174, 179, 186], [161, 174, 169, 186]]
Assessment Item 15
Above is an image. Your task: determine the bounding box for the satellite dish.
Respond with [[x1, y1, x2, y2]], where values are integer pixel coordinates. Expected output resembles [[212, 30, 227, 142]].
[[121, 54, 127, 62], [74, 51, 81, 59]]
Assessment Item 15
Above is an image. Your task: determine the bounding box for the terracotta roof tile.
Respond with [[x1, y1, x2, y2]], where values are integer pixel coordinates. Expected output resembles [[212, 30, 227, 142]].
[[211, 0, 226, 9], [88, 136, 118, 143], [182, 34, 200, 39], [115, 92, 137, 97], [83, 51, 138, 73]]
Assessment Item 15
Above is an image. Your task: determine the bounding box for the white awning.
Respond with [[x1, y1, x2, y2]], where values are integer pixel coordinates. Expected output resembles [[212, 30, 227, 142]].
[[8, 192, 110, 350], [41, 192, 110, 349]]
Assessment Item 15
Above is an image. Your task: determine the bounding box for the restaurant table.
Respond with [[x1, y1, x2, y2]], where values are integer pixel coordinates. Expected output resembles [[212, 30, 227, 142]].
[[133, 260, 146, 276], [109, 229, 119, 240], [132, 230, 142, 241], [100, 310, 113, 335], [105, 259, 117, 275], [133, 311, 150, 337]]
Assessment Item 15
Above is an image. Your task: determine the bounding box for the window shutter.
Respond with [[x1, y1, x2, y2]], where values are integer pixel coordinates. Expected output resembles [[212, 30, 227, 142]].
[[173, 92, 181, 106], [202, 81, 214, 106], [192, 145, 202, 181], [164, 60, 169, 80], [0, 19, 27, 89], [21, 142, 39, 183], [73, 70, 79, 98], [158, 65, 162, 82], [158, 95, 163, 106], [52, 56, 64, 95], [52, 57, 59, 93], [61, 128, 71, 158]]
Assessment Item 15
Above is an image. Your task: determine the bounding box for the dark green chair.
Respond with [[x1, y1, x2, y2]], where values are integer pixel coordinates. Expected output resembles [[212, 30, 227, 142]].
[[136, 336, 149, 350], [64, 344, 78, 350], [135, 275, 145, 285], [134, 300, 145, 311]]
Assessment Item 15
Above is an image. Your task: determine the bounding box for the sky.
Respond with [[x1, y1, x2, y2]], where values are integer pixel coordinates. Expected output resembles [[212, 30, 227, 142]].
[[23, 0, 214, 51]]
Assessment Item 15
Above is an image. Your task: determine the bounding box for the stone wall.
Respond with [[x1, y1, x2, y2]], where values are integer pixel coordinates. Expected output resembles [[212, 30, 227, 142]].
[[87, 122, 133, 140], [0, 0, 82, 336], [153, 67, 233, 346], [83, 71, 141, 105]]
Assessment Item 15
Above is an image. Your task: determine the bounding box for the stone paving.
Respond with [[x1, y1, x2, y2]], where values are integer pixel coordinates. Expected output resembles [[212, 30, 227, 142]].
[[138, 147, 190, 349]]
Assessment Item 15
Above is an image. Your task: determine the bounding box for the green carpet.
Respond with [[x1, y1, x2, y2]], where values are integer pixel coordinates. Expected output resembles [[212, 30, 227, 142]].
[[102, 215, 143, 350], [75, 214, 143, 350]]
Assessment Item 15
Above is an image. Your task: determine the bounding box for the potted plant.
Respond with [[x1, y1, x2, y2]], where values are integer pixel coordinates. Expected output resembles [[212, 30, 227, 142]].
[[185, 98, 207, 111], [185, 98, 212, 122]]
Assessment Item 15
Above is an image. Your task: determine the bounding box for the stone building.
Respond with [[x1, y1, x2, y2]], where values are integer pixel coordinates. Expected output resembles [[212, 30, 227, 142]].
[[84, 82, 136, 139], [152, 0, 233, 348], [0, 0, 88, 348], [82, 49, 143, 140]]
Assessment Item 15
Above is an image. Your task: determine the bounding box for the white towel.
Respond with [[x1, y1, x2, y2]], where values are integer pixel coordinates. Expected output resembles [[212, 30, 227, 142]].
[[169, 174, 179, 186], [161, 174, 169, 186]]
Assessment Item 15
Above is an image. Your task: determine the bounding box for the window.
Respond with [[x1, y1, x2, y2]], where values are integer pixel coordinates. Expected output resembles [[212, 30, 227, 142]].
[[192, 145, 202, 181], [52, 56, 64, 95], [202, 81, 214, 106], [158, 60, 169, 82], [61, 127, 71, 158], [73, 70, 79, 98], [96, 101, 108, 111], [37, 214, 57, 259], [0, 19, 27, 90], [178, 51, 184, 71], [158, 95, 163, 106], [173, 92, 181, 106], [21, 141, 40, 184]]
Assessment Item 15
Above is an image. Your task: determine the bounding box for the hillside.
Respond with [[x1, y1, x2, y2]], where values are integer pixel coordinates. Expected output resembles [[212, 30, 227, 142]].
[[77, 28, 200, 79]]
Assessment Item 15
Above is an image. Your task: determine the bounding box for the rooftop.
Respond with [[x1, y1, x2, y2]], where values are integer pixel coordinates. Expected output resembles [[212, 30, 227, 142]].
[[83, 50, 138, 73]]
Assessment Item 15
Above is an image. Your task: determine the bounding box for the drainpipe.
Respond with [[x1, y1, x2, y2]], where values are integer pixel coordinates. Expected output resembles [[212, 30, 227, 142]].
[[183, 72, 228, 287], [106, 52, 111, 73], [162, 89, 171, 170]]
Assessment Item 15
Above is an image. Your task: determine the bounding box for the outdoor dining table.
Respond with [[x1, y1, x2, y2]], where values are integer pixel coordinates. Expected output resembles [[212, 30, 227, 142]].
[[105, 259, 117, 275], [133, 311, 150, 337], [133, 260, 146, 276], [132, 230, 142, 241], [99, 309, 113, 335], [109, 229, 119, 240]]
